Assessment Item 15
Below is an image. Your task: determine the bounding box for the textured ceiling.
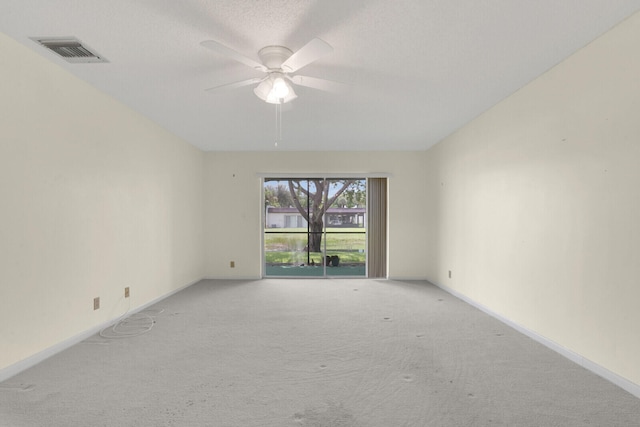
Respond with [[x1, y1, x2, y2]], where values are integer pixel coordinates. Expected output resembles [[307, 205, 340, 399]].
[[2, 1, 639, 151]]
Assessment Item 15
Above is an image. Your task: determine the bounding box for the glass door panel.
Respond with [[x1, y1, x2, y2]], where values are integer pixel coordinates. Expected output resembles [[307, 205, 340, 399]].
[[264, 179, 324, 277], [324, 179, 367, 277]]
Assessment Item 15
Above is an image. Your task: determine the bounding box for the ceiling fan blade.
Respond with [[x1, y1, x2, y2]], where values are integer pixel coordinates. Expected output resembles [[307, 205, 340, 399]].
[[288, 75, 346, 93], [205, 77, 264, 92], [201, 40, 267, 72], [281, 38, 333, 73]]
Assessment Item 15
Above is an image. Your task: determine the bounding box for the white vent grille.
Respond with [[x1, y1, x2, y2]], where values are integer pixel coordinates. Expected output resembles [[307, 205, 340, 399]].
[[31, 37, 108, 63]]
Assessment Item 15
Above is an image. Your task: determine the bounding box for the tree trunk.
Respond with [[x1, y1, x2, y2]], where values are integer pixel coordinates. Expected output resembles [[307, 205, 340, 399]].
[[287, 178, 355, 255], [308, 220, 324, 253]]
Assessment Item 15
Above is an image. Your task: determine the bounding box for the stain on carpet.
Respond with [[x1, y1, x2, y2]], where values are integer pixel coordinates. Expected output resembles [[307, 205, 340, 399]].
[[293, 402, 357, 426]]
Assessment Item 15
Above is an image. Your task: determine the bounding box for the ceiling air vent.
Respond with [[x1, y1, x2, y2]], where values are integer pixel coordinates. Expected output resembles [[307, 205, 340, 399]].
[[31, 37, 108, 63]]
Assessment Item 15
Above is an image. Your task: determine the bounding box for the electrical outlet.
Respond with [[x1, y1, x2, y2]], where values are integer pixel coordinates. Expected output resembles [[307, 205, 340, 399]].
[[93, 297, 100, 310], [230, 261, 235, 268], [448, 270, 452, 279], [124, 287, 130, 298]]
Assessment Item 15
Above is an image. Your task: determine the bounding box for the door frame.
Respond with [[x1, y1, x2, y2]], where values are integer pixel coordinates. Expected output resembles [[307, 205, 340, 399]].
[[261, 176, 371, 278]]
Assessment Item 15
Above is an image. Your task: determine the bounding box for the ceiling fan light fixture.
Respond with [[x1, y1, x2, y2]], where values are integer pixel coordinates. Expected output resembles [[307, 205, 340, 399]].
[[254, 73, 296, 104], [272, 77, 289, 98], [267, 81, 296, 104], [253, 79, 272, 101]]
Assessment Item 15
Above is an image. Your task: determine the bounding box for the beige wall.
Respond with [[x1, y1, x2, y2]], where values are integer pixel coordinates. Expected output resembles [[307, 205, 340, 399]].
[[203, 151, 428, 279], [0, 33, 205, 371], [424, 12, 640, 386]]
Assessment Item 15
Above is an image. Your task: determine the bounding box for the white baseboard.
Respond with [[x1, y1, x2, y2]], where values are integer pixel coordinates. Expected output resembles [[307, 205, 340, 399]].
[[0, 277, 203, 383], [433, 280, 640, 399]]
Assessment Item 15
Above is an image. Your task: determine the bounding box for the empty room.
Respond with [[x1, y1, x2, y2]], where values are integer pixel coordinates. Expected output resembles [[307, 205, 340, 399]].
[[1, 1, 640, 426]]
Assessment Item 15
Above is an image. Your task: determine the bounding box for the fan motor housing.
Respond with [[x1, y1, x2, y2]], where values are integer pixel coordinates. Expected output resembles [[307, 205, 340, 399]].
[[258, 46, 293, 69]]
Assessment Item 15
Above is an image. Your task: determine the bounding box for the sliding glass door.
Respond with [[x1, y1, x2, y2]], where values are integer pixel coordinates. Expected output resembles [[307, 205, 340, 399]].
[[263, 178, 366, 277]]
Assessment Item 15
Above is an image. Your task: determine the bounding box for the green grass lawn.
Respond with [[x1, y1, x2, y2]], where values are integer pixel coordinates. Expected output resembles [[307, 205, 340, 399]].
[[265, 228, 366, 265]]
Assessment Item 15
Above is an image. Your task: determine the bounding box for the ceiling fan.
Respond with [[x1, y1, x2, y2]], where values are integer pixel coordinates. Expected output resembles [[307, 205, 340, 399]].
[[200, 38, 344, 104]]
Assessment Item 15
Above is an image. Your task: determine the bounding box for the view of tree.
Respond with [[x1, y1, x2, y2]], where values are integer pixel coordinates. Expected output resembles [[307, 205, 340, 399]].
[[288, 179, 364, 252], [265, 178, 365, 253], [264, 183, 295, 207], [264, 186, 278, 207], [336, 181, 366, 208]]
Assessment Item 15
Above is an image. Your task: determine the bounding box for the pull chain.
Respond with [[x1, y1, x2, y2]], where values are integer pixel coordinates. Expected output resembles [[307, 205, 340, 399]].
[[275, 101, 282, 147]]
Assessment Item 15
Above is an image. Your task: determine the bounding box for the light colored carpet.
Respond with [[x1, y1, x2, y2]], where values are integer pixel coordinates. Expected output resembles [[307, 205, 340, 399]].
[[1, 279, 639, 426]]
